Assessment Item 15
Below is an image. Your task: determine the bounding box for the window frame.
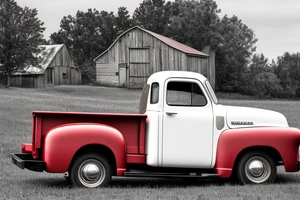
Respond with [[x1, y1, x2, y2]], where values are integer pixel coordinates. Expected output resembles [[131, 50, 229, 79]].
[[165, 80, 207, 107]]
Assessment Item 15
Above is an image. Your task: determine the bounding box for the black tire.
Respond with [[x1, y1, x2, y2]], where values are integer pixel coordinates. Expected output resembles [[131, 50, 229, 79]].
[[236, 151, 276, 184], [70, 153, 112, 188]]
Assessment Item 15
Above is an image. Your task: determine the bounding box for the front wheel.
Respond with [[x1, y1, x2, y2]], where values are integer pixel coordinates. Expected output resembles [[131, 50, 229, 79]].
[[70, 153, 112, 188], [236, 151, 276, 184]]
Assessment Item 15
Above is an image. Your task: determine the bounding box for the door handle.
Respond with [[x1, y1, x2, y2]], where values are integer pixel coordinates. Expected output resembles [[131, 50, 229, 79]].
[[166, 112, 177, 115]]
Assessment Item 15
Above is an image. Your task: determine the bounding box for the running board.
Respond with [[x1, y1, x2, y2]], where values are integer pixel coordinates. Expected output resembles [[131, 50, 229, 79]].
[[123, 171, 221, 179]]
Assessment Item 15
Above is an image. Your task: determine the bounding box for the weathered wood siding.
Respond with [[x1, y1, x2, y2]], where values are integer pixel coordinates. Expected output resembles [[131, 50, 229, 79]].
[[49, 45, 81, 86], [202, 46, 216, 88], [187, 56, 208, 77], [96, 63, 119, 86], [95, 27, 213, 87], [96, 43, 119, 86], [49, 45, 75, 68], [10, 74, 45, 88]]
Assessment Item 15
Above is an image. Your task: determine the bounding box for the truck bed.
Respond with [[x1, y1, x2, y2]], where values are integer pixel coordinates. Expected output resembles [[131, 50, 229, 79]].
[[32, 111, 147, 157]]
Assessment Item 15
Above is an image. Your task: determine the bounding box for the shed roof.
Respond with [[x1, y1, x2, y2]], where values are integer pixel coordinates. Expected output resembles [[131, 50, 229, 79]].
[[19, 44, 64, 74], [94, 26, 208, 62]]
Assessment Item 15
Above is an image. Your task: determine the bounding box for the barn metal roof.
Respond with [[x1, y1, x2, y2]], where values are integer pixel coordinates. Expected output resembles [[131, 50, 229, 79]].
[[142, 28, 208, 57], [94, 26, 208, 62], [17, 44, 64, 75]]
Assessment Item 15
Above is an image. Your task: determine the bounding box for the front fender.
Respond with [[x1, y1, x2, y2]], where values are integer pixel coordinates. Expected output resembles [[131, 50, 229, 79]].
[[215, 127, 300, 178], [43, 123, 126, 174]]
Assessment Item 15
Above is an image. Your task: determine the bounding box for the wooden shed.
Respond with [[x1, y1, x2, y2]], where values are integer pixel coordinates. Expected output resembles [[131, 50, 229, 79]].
[[10, 44, 81, 88], [94, 26, 215, 87]]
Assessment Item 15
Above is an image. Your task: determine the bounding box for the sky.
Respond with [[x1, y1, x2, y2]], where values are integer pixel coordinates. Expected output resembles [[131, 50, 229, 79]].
[[16, 0, 300, 61]]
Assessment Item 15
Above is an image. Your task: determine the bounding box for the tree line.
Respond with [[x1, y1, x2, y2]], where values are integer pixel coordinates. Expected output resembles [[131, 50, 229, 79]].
[[0, 0, 300, 98]]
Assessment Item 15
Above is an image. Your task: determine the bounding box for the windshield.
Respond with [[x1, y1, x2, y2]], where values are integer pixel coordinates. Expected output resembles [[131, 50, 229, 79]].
[[205, 80, 219, 104]]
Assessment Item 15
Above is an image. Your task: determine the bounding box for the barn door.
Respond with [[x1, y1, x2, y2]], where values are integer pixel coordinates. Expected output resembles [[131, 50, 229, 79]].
[[119, 63, 127, 86], [46, 68, 53, 85], [129, 48, 150, 84]]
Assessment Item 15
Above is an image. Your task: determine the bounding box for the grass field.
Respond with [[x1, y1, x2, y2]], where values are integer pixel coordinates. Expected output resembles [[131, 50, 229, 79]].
[[1, 85, 300, 199]]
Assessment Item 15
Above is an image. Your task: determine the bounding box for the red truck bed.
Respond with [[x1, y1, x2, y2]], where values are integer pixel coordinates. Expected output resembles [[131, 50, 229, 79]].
[[30, 111, 147, 159]]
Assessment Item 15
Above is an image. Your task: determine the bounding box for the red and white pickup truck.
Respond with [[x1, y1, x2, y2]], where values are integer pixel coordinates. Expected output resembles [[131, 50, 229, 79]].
[[12, 71, 300, 188]]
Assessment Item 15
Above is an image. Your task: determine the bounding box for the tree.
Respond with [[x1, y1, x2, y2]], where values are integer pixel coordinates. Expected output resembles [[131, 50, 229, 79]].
[[216, 15, 257, 93], [273, 52, 300, 97], [165, 0, 223, 50], [133, 0, 173, 34], [115, 7, 132, 35], [51, 9, 118, 83], [0, 0, 45, 85], [249, 53, 270, 76], [244, 54, 282, 97]]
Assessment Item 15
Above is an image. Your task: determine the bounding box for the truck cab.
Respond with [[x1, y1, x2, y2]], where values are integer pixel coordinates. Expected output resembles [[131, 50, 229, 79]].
[[144, 71, 216, 168], [12, 71, 300, 188]]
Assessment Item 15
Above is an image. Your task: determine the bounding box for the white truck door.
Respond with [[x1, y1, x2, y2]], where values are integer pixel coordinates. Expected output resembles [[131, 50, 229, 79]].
[[162, 78, 214, 168]]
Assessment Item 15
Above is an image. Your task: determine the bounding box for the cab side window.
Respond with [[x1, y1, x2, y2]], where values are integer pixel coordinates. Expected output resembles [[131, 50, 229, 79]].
[[150, 82, 159, 104], [166, 81, 207, 106]]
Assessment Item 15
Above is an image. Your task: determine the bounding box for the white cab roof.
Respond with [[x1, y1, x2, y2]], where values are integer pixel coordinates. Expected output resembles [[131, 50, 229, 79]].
[[147, 71, 208, 85]]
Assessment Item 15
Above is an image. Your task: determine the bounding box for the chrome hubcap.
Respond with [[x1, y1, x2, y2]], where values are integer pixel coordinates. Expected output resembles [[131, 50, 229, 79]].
[[78, 159, 106, 188], [245, 156, 271, 183], [248, 160, 264, 177], [82, 164, 100, 181]]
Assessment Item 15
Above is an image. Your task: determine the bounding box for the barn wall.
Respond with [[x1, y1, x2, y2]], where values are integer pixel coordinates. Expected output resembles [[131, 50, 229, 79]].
[[10, 74, 45, 88], [159, 42, 188, 72], [187, 56, 208, 77], [202, 46, 216, 88], [96, 63, 119, 86], [95, 42, 119, 85], [49, 45, 75, 68], [53, 66, 70, 85], [50, 45, 81, 86]]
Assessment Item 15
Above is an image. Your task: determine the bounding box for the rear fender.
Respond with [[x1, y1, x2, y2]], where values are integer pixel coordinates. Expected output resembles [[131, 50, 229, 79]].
[[43, 123, 126, 175], [215, 127, 300, 178]]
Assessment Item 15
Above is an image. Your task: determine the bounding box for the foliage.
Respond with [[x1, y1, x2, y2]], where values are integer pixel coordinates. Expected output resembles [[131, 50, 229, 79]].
[[242, 54, 282, 98], [216, 15, 257, 93], [0, 0, 45, 85], [273, 52, 300, 97], [116, 7, 133, 35], [164, 0, 223, 50], [50, 8, 132, 84], [133, 0, 173, 34]]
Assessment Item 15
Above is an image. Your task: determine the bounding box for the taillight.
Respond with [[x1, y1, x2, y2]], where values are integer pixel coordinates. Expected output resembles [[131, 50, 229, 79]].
[[22, 143, 32, 153]]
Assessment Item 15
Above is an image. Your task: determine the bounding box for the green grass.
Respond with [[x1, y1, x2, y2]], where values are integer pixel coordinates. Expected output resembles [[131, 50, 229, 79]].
[[1, 85, 300, 199]]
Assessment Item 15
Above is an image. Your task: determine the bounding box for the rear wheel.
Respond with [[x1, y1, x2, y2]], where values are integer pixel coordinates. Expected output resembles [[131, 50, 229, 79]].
[[70, 153, 112, 188], [236, 151, 276, 184]]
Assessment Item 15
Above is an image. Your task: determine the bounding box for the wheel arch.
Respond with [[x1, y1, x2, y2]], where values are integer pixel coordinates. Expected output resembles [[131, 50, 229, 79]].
[[232, 146, 283, 175], [68, 144, 117, 176], [43, 123, 127, 174]]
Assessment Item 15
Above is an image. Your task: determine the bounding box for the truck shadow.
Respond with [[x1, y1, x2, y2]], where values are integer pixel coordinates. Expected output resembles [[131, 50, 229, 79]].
[[23, 173, 300, 189], [24, 177, 228, 189]]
